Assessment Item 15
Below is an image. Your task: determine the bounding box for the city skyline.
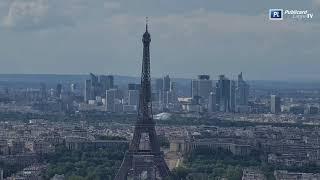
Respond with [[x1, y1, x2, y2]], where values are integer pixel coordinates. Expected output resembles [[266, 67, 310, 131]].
[[1, 1, 320, 179], [0, 0, 319, 80]]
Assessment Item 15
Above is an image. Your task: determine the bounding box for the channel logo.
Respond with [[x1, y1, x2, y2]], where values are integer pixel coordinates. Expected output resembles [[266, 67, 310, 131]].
[[269, 9, 283, 20]]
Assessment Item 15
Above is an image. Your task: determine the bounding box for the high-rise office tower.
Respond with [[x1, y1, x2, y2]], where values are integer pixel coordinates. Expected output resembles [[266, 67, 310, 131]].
[[163, 75, 172, 106], [163, 91, 170, 105], [84, 80, 92, 102], [56, 84, 62, 98], [154, 75, 171, 107], [168, 82, 178, 104], [216, 75, 231, 112], [99, 75, 114, 94], [155, 78, 164, 92], [230, 80, 236, 112], [154, 78, 164, 105], [40, 83, 47, 101], [192, 75, 213, 103], [90, 73, 99, 87], [106, 89, 117, 112], [271, 95, 281, 114], [208, 92, 216, 113], [115, 19, 170, 180], [99, 75, 108, 94], [106, 75, 114, 90], [128, 90, 139, 106], [170, 82, 176, 92], [70, 83, 76, 93], [163, 75, 171, 92], [128, 83, 141, 91], [128, 84, 140, 107], [236, 72, 249, 113], [90, 73, 99, 99], [191, 79, 199, 99]]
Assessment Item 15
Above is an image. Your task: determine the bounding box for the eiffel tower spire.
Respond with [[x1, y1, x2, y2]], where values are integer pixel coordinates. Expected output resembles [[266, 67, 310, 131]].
[[114, 18, 170, 180], [146, 17, 149, 32]]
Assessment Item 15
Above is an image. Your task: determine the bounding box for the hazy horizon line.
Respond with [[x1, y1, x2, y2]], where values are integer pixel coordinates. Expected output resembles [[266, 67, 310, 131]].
[[0, 73, 320, 82]]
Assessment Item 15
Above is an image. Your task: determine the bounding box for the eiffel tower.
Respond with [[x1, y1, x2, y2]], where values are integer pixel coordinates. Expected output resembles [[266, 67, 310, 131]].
[[114, 18, 171, 180]]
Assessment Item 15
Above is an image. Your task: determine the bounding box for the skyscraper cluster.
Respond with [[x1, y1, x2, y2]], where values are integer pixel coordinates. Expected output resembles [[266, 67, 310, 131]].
[[84, 73, 114, 102], [83, 73, 142, 113], [190, 73, 250, 113], [236, 72, 250, 113], [215, 73, 250, 113], [154, 75, 178, 111], [192, 75, 213, 105], [82, 72, 250, 114], [123, 83, 140, 112]]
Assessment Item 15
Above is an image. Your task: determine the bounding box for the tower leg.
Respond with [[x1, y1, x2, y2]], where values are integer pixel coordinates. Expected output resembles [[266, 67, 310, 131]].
[[155, 157, 171, 177], [114, 154, 130, 180]]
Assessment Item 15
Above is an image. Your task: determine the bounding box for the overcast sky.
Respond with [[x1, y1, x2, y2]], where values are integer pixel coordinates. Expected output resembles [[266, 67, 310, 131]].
[[0, 0, 319, 80]]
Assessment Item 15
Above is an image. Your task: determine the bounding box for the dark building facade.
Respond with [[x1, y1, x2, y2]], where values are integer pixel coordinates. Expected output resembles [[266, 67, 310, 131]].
[[271, 95, 281, 114]]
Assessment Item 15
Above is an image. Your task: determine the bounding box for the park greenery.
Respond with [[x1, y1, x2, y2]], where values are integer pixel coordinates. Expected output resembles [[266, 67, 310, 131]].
[[169, 146, 320, 180], [171, 147, 261, 180], [41, 145, 127, 180]]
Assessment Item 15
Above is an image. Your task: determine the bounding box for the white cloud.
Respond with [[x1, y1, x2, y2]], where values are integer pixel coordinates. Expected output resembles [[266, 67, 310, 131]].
[[2, 0, 73, 30], [4, 0, 48, 28]]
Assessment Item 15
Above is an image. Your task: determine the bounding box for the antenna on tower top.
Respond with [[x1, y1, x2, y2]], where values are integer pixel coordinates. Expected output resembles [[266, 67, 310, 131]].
[[146, 17, 149, 31]]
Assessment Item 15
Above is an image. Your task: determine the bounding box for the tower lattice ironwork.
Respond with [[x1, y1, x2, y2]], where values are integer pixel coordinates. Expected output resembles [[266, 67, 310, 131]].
[[114, 19, 171, 180]]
